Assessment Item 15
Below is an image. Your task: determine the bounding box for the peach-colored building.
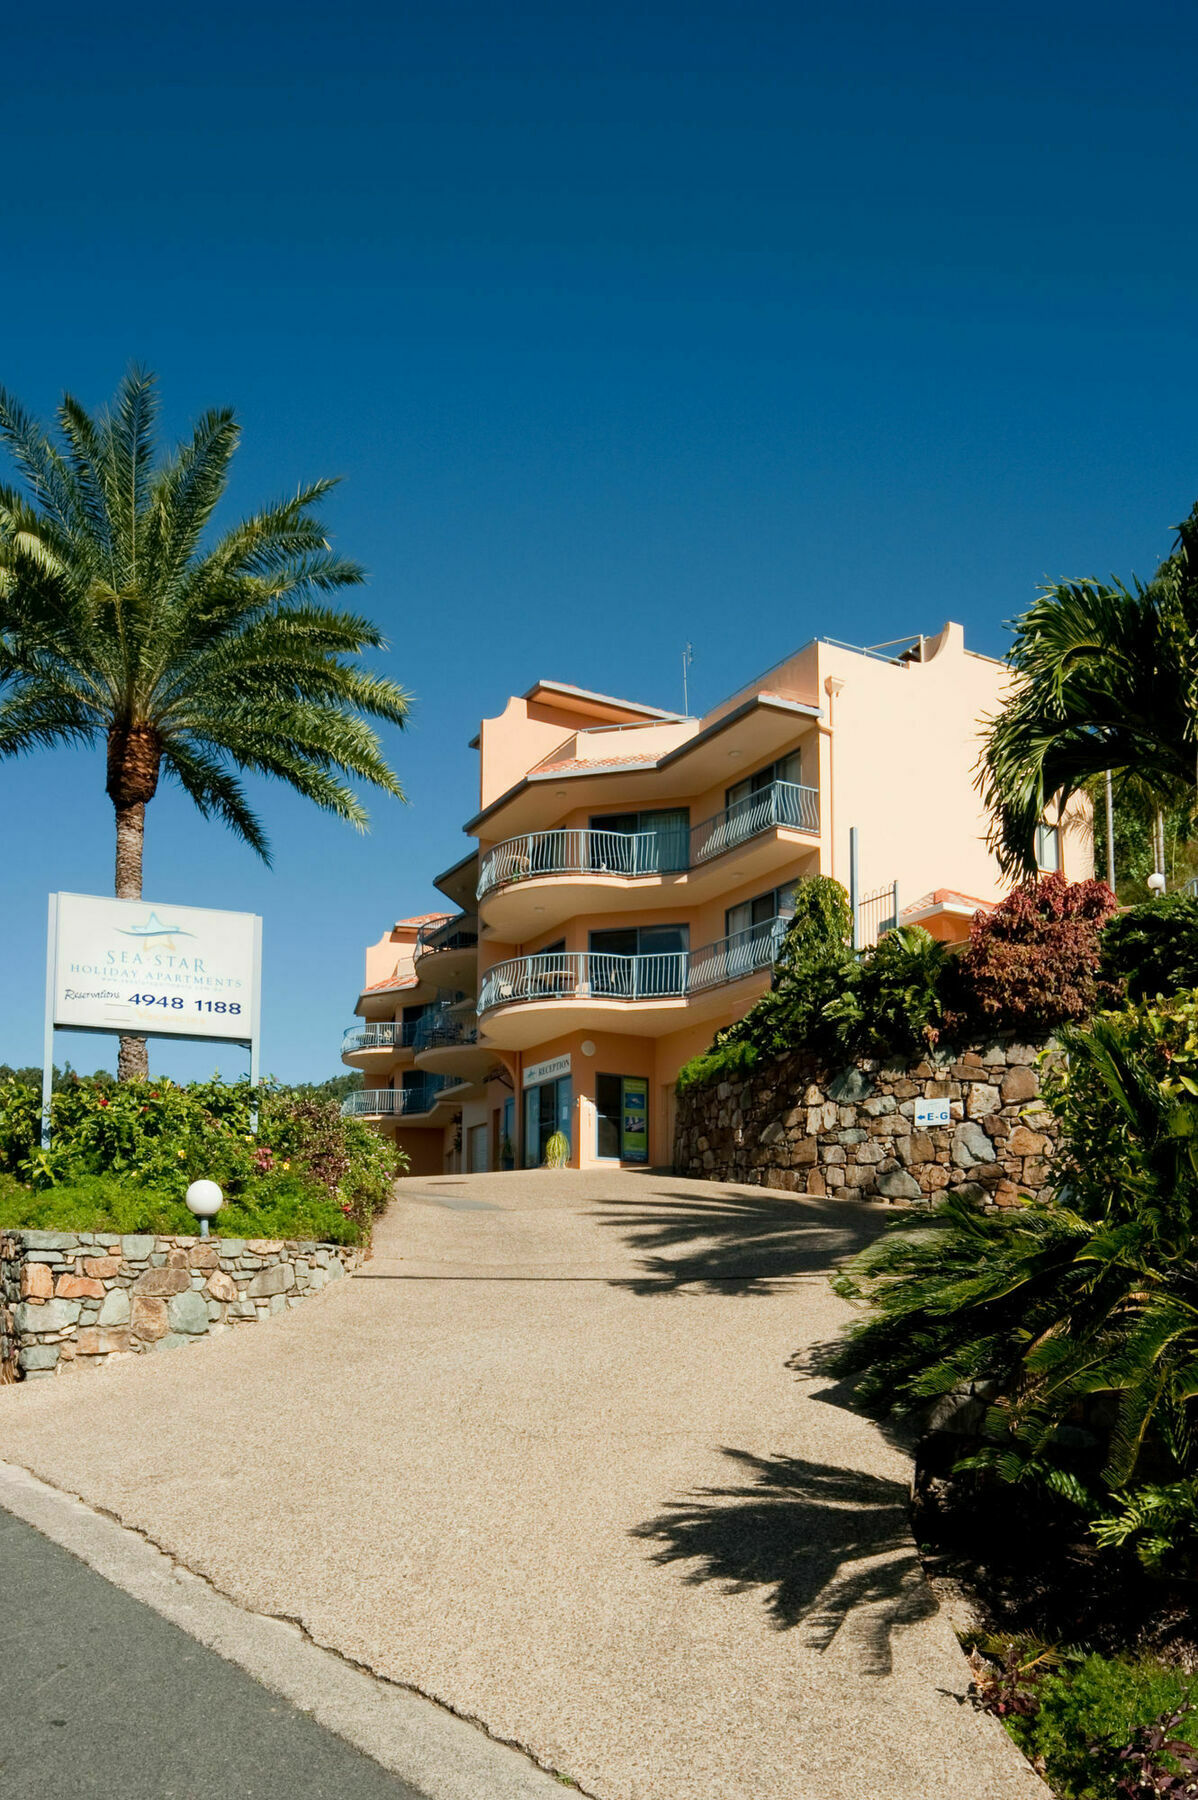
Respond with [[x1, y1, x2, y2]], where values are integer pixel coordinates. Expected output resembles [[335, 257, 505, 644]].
[[342, 623, 1092, 1173]]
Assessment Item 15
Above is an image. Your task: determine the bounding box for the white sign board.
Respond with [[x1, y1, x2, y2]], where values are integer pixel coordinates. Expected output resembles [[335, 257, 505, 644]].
[[50, 892, 260, 1043], [523, 1053, 572, 1088], [914, 1097, 952, 1128]]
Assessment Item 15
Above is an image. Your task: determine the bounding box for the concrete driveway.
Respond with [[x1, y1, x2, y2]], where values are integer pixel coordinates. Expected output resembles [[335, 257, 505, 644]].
[[0, 1171, 1043, 1800]]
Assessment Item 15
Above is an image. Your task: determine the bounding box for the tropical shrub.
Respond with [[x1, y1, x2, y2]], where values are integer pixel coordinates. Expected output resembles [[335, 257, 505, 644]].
[[542, 1130, 570, 1168], [824, 925, 953, 1058], [956, 873, 1117, 1036], [830, 998, 1198, 1570], [1101, 891, 1198, 1001], [675, 1040, 759, 1095], [0, 1072, 402, 1240]]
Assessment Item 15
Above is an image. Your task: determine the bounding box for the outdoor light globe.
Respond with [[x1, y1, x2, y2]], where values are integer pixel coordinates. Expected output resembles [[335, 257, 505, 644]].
[[1148, 871, 1167, 895], [185, 1179, 224, 1220]]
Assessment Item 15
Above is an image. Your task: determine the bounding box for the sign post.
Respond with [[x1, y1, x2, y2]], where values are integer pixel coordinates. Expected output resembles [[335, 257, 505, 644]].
[[42, 892, 262, 1148]]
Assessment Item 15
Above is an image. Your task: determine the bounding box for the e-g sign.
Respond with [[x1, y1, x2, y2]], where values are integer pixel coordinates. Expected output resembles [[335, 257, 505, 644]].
[[50, 892, 261, 1044]]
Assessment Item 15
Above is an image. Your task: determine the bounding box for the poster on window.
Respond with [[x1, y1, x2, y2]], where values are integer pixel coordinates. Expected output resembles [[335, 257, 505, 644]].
[[622, 1077, 649, 1163]]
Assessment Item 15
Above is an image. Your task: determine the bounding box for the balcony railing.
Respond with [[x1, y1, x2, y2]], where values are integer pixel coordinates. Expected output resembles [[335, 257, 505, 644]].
[[414, 914, 479, 957], [688, 917, 787, 992], [340, 1077, 448, 1118], [341, 1019, 426, 1054], [477, 780, 818, 899], [411, 1006, 479, 1051], [479, 950, 686, 1012], [689, 780, 818, 864]]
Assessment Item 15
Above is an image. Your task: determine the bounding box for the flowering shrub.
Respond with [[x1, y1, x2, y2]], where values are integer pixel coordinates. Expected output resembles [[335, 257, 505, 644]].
[[0, 1074, 403, 1241], [956, 873, 1118, 1036]]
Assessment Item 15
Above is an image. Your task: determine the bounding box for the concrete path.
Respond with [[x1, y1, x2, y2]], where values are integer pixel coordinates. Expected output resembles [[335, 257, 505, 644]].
[[0, 1171, 1044, 1800]]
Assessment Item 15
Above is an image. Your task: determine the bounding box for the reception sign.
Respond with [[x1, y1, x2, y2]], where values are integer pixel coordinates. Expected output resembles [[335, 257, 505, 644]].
[[49, 893, 260, 1042]]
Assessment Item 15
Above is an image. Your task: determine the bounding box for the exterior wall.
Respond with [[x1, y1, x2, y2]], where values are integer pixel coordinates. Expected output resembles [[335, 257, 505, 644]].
[[394, 1127, 447, 1178], [1, 1231, 358, 1381], [674, 1040, 1061, 1206]]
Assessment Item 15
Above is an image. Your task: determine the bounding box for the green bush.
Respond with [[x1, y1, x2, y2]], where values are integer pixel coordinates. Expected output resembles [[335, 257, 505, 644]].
[[825, 925, 953, 1059], [0, 1073, 403, 1242], [0, 1171, 363, 1244], [1101, 891, 1198, 1000], [1006, 1655, 1198, 1799], [675, 1041, 759, 1095]]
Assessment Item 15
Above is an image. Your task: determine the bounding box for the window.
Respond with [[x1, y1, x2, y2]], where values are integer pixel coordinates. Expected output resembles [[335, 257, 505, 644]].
[[726, 750, 802, 811], [588, 807, 689, 873], [725, 881, 798, 941], [1036, 823, 1061, 873]]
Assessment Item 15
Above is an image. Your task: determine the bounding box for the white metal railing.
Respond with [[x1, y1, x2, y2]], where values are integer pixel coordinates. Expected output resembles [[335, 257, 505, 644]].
[[856, 881, 900, 949], [690, 780, 819, 863], [341, 1023, 398, 1053], [478, 828, 687, 898], [688, 917, 787, 992], [340, 1079, 447, 1118], [479, 950, 688, 1012]]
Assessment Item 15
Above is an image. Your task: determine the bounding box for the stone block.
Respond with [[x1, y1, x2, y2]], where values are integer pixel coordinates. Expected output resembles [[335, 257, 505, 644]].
[[760, 1120, 784, 1145], [157, 1333, 192, 1352], [217, 1239, 246, 1259], [854, 1141, 886, 1165], [1023, 1158, 1052, 1190], [82, 1256, 120, 1279], [74, 1326, 131, 1356], [953, 1181, 987, 1206], [55, 1274, 105, 1300], [1007, 1125, 1048, 1157], [862, 1094, 897, 1117], [230, 1300, 258, 1319], [793, 1137, 818, 1165], [248, 1262, 294, 1298], [131, 1267, 190, 1297], [965, 1084, 1001, 1119], [120, 1235, 156, 1262], [1006, 1043, 1039, 1065], [19, 1344, 60, 1371], [993, 1181, 1024, 1209], [15, 1298, 80, 1333], [952, 1122, 996, 1168], [97, 1287, 131, 1327], [189, 1244, 220, 1269], [327, 1259, 345, 1280], [877, 1168, 922, 1201], [269, 1292, 288, 1314], [130, 1296, 169, 1341], [20, 1263, 54, 1300], [1000, 1066, 1038, 1104], [206, 1271, 236, 1302], [838, 1127, 867, 1145], [167, 1290, 211, 1335], [828, 1067, 873, 1103], [20, 1232, 75, 1250], [247, 1239, 283, 1256]]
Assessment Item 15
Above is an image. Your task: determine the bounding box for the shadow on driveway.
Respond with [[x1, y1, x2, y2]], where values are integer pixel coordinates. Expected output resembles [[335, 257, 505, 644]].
[[632, 1448, 935, 1676], [594, 1185, 889, 1293]]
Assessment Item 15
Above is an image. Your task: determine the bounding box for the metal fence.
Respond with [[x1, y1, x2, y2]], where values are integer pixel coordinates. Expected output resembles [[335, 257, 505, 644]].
[[340, 1077, 447, 1118], [414, 914, 479, 956], [856, 881, 900, 949]]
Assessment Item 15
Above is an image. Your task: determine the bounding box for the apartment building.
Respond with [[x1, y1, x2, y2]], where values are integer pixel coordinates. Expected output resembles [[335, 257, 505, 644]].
[[342, 621, 1092, 1173]]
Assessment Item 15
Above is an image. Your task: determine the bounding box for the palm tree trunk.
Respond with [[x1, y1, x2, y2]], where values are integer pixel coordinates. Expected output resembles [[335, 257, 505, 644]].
[[114, 800, 149, 1080]]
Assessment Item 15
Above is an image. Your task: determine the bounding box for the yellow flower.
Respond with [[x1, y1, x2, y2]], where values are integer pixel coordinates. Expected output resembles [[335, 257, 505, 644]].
[[177, 1149, 186, 1159], [282, 1160, 290, 1170]]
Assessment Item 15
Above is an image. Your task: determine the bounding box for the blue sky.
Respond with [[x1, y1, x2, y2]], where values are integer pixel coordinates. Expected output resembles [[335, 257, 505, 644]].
[[1, 1, 1195, 1082]]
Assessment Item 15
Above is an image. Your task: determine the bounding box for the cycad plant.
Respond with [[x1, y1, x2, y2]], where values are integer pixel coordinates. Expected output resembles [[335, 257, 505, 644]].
[[980, 502, 1198, 876], [0, 370, 408, 1077], [831, 1000, 1198, 1575]]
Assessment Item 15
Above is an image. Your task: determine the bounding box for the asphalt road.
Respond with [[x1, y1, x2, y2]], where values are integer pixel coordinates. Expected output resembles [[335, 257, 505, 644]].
[[0, 1505, 429, 1800]]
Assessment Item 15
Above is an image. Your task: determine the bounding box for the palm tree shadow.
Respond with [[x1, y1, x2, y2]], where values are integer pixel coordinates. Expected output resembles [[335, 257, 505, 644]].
[[632, 1448, 935, 1676], [595, 1187, 888, 1294]]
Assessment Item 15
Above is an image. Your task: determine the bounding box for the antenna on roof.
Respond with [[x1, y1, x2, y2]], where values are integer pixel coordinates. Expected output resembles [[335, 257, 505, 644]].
[[682, 642, 694, 715]]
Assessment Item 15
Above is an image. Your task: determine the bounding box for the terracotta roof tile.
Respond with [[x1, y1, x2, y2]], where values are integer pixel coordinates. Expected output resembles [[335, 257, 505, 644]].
[[534, 754, 659, 774], [362, 974, 418, 994], [394, 912, 453, 927]]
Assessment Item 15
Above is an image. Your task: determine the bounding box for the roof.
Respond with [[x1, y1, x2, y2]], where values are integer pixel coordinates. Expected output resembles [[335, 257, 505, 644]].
[[902, 889, 996, 919], [393, 912, 452, 928], [533, 753, 660, 775], [523, 678, 684, 721], [362, 973, 418, 995]]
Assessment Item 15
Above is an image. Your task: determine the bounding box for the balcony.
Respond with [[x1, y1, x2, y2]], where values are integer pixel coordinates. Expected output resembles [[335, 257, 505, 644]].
[[411, 1005, 495, 1083], [413, 914, 479, 990], [476, 781, 819, 935], [478, 928, 781, 1048], [341, 1077, 450, 1120]]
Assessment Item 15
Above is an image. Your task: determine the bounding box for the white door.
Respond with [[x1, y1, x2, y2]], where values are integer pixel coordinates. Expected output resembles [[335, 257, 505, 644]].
[[468, 1123, 488, 1173]]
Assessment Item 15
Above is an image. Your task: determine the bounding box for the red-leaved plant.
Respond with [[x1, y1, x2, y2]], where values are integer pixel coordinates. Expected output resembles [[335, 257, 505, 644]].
[[958, 873, 1118, 1037]]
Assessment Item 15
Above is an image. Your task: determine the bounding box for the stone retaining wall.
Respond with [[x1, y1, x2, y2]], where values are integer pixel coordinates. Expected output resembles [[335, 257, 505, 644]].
[[673, 1040, 1061, 1206], [1, 1232, 360, 1380]]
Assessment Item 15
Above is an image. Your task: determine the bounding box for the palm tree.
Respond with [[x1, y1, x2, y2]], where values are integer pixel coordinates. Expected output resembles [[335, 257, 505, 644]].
[[0, 369, 409, 1078], [980, 502, 1198, 876]]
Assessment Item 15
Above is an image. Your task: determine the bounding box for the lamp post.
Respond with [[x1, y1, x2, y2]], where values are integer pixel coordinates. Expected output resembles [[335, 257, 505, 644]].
[[185, 1179, 224, 1239]]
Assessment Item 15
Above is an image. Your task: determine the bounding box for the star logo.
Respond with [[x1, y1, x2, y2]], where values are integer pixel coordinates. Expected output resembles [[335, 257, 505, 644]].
[[117, 910, 196, 952]]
